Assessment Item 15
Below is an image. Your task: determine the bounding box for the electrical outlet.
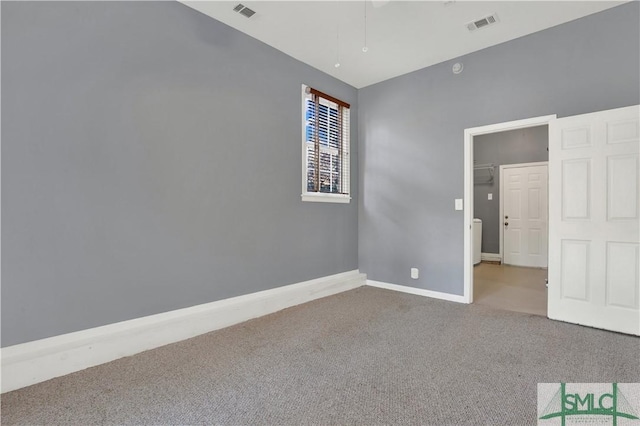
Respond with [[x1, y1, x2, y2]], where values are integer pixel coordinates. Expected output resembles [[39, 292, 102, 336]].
[[488, 193, 493, 200], [411, 268, 419, 279]]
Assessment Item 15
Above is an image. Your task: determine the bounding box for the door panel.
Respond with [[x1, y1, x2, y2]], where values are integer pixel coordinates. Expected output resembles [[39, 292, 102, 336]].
[[560, 239, 590, 301], [605, 242, 639, 309], [607, 155, 638, 220], [562, 159, 591, 220], [548, 105, 640, 335], [503, 164, 548, 267]]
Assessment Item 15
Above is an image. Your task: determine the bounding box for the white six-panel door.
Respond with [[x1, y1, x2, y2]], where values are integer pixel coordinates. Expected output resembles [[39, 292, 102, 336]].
[[548, 105, 639, 335], [502, 164, 549, 268]]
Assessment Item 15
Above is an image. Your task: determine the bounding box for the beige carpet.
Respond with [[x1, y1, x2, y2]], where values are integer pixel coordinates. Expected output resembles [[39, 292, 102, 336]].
[[2, 286, 638, 425], [474, 263, 548, 317]]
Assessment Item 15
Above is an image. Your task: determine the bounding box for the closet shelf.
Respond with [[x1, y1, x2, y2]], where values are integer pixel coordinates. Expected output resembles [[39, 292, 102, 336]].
[[474, 163, 495, 184]]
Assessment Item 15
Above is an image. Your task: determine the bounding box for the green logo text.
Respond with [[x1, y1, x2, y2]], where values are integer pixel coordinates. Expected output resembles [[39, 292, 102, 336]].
[[539, 383, 639, 425]]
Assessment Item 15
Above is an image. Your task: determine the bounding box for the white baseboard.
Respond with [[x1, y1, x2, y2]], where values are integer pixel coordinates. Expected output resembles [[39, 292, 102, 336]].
[[481, 252, 502, 262], [366, 280, 467, 304], [1, 270, 365, 393]]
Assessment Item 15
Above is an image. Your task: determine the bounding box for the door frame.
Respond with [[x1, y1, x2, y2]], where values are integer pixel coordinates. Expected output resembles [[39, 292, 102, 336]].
[[463, 114, 556, 303], [499, 161, 549, 265]]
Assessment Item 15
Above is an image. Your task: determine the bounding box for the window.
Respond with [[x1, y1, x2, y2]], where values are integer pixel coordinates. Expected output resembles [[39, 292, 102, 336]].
[[301, 85, 350, 203]]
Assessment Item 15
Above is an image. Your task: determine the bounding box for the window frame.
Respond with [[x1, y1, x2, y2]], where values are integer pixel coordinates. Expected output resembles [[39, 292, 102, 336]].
[[301, 84, 351, 204]]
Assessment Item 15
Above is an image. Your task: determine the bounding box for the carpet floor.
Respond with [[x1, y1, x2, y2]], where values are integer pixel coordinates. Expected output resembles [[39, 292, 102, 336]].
[[2, 286, 638, 425]]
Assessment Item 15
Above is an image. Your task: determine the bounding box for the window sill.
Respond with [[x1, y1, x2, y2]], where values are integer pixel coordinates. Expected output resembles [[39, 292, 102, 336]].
[[301, 193, 351, 204]]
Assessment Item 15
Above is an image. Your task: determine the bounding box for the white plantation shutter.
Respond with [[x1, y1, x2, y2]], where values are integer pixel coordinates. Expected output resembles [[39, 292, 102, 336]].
[[303, 86, 350, 199]]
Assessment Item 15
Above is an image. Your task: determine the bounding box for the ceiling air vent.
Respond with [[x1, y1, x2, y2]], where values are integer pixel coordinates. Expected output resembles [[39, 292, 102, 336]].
[[467, 13, 499, 32], [233, 4, 256, 18]]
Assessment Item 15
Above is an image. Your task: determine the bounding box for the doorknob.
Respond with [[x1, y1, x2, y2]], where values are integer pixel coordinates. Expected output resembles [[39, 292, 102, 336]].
[[504, 222, 509, 226]]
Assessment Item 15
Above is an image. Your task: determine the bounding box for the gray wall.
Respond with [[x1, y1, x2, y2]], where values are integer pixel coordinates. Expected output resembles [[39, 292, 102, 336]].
[[1, 2, 358, 346], [358, 2, 640, 295], [473, 126, 549, 254]]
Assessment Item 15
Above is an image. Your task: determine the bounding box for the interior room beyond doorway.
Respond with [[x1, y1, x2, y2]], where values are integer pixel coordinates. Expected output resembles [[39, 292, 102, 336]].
[[474, 263, 547, 316], [472, 125, 549, 316]]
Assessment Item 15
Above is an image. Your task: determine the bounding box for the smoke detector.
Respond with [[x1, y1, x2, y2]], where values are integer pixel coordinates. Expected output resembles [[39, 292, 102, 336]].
[[233, 4, 256, 18], [467, 13, 499, 32]]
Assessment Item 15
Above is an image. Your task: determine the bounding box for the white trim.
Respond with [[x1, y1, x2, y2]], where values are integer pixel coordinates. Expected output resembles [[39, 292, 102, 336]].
[[500, 161, 549, 170], [498, 161, 548, 261], [464, 114, 556, 304], [366, 280, 467, 304], [480, 252, 502, 262], [301, 193, 351, 203], [1, 270, 365, 393]]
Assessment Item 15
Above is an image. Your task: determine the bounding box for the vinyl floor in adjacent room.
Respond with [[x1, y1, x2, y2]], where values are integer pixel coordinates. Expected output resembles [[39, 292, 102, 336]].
[[2, 286, 638, 425], [474, 263, 548, 317]]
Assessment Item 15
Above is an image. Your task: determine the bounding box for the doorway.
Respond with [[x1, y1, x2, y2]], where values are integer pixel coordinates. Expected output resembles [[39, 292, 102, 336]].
[[463, 115, 556, 306], [474, 135, 549, 316]]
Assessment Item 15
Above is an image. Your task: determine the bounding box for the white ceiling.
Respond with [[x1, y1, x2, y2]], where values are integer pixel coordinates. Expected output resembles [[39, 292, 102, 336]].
[[181, 1, 626, 88]]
